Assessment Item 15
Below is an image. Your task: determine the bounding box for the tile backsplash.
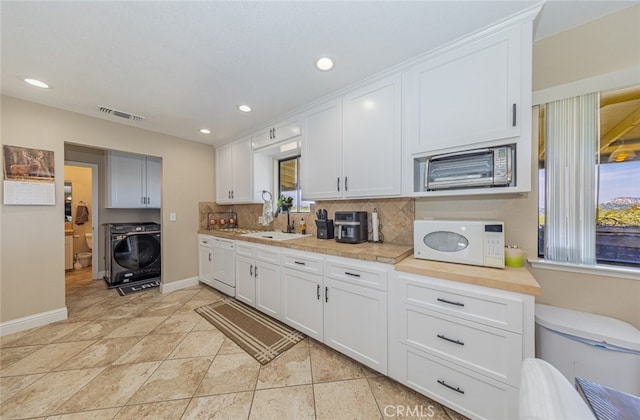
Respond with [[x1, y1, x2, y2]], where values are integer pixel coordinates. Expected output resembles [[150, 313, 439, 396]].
[[199, 197, 414, 245]]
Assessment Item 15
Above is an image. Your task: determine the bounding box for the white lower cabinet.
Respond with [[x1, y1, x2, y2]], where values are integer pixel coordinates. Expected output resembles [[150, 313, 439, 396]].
[[234, 241, 281, 319], [281, 250, 324, 341], [389, 271, 534, 420], [198, 235, 214, 286]]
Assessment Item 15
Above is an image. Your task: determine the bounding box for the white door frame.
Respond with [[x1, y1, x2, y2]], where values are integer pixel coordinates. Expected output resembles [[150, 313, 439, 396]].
[[65, 161, 100, 280]]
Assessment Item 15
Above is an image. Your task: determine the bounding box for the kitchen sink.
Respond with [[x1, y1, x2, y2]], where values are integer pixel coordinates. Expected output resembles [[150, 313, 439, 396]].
[[240, 231, 311, 241]]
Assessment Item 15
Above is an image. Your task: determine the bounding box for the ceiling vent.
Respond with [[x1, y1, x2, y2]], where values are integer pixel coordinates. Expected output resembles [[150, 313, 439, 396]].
[[98, 106, 145, 122]]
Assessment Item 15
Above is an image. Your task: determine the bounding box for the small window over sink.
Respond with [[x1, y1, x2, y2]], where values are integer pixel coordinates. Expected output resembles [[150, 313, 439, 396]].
[[278, 155, 312, 213]]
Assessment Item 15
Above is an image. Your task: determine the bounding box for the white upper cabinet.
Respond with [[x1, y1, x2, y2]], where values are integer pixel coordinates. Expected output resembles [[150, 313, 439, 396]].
[[216, 137, 267, 204], [302, 74, 402, 200], [343, 74, 402, 197], [252, 118, 302, 150], [301, 98, 343, 200], [107, 151, 161, 208], [404, 24, 523, 155]]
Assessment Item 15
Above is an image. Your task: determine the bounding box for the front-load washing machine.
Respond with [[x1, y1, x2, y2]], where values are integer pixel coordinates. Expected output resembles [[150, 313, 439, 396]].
[[104, 222, 161, 287]]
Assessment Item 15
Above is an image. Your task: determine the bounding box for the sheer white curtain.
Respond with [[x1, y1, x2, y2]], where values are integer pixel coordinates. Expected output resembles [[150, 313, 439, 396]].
[[545, 92, 599, 264]]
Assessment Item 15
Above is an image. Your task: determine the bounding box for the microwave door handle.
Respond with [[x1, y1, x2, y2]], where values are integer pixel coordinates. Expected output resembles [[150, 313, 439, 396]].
[[430, 148, 492, 160]]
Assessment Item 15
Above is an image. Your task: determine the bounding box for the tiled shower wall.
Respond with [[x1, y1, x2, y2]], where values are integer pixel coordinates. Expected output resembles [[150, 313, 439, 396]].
[[199, 197, 414, 245]]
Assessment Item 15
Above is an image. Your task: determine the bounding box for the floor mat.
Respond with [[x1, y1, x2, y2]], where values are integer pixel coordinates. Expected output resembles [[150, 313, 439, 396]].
[[116, 279, 160, 296]]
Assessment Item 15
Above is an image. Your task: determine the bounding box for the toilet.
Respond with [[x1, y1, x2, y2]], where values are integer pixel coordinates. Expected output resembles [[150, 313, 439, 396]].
[[77, 233, 93, 267]]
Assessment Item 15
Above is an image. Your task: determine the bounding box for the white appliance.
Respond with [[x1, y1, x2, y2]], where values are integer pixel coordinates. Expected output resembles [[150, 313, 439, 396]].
[[200, 236, 236, 296], [414, 219, 505, 268]]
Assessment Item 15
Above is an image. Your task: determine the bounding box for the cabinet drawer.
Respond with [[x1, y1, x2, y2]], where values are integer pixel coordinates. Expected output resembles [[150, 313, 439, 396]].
[[235, 241, 254, 258], [403, 305, 521, 386], [397, 272, 523, 333], [198, 234, 214, 248], [325, 257, 389, 291], [403, 346, 518, 420], [282, 250, 324, 275], [255, 245, 280, 264]]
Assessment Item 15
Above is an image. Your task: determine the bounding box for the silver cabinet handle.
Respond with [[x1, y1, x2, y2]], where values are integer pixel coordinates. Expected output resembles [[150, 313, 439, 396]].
[[294, 261, 306, 266], [254, 266, 258, 278], [325, 286, 329, 302], [512, 103, 517, 127], [208, 252, 212, 262], [345, 176, 348, 191], [337, 177, 340, 192], [250, 265, 253, 276], [437, 297, 465, 307], [344, 271, 360, 278], [317, 284, 320, 300]]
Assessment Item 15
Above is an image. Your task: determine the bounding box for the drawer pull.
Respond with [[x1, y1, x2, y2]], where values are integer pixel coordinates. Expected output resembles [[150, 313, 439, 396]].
[[437, 297, 465, 307], [437, 334, 464, 346], [344, 271, 361, 278], [294, 261, 306, 266], [317, 284, 321, 300], [325, 286, 329, 302], [437, 379, 465, 395]]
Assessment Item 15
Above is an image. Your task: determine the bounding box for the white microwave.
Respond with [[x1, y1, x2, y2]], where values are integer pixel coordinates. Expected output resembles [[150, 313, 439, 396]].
[[414, 220, 505, 268]]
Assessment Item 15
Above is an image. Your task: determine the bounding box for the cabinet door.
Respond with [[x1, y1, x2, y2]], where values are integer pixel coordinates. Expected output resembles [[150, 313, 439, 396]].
[[343, 74, 402, 197], [107, 151, 145, 208], [215, 143, 233, 204], [281, 268, 323, 341], [255, 261, 281, 320], [252, 118, 301, 150], [301, 99, 343, 200], [198, 244, 213, 286], [235, 254, 255, 306], [145, 156, 162, 208], [230, 137, 253, 203], [324, 278, 388, 374], [405, 26, 521, 154], [65, 235, 74, 270]]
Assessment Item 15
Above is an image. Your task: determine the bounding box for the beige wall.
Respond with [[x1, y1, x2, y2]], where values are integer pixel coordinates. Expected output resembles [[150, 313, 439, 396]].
[[417, 6, 640, 328], [1, 96, 215, 323]]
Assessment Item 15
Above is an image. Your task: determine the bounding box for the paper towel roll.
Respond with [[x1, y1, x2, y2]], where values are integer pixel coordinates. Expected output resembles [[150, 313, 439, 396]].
[[372, 211, 379, 242]]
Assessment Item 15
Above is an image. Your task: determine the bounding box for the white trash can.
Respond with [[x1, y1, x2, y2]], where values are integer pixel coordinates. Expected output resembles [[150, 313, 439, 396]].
[[535, 303, 640, 396]]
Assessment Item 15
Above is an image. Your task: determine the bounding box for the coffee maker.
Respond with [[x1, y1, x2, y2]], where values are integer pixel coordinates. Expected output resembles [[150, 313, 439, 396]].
[[335, 211, 368, 244]]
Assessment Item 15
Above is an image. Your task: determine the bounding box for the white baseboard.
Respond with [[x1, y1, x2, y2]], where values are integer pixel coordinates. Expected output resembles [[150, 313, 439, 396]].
[[97, 270, 106, 280], [160, 276, 199, 294], [0, 307, 68, 337]]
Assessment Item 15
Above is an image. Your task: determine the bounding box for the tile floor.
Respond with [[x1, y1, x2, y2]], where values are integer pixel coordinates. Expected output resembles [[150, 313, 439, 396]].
[[1, 268, 467, 419]]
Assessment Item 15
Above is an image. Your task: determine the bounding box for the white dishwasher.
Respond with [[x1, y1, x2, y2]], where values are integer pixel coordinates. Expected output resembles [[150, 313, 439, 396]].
[[199, 235, 235, 296]]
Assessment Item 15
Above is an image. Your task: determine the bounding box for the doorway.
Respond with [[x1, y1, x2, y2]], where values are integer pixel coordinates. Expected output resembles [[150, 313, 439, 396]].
[[64, 162, 99, 280]]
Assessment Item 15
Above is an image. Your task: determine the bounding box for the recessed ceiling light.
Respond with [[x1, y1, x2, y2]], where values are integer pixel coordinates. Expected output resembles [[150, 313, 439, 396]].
[[200, 128, 211, 134], [238, 105, 252, 113], [315, 57, 334, 71], [24, 78, 49, 88]]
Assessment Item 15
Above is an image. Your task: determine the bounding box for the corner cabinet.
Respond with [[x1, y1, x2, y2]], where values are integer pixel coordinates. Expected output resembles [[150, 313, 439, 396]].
[[302, 74, 402, 200], [107, 151, 161, 208], [388, 271, 535, 420]]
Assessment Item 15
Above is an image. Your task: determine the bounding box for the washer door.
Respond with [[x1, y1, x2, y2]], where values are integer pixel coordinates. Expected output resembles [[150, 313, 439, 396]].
[[113, 234, 160, 270]]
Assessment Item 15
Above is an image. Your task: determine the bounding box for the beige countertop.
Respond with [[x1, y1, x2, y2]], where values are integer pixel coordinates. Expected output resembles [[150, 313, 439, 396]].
[[65, 229, 74, 236], [199, 229, 541, 295], [199, 229, 413, 264], [395, 256, 541, 296]]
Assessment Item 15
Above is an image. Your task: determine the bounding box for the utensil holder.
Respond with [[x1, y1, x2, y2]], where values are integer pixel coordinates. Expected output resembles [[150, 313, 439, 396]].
[[315, 219, 334, 239]]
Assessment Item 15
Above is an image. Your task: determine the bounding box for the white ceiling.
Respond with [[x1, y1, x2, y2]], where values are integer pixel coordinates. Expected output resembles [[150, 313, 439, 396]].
[[1, 1, 637, 147]]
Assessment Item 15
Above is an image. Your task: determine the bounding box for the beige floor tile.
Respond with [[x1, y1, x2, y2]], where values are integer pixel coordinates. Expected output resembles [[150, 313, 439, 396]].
[[45, 407, 121, 419], [1, 340, 95, 376], [127, 357, 212, 405], [167, 330, 225, 359], [54, 320, 121, 341], [103, 316, 167, 338], [367, 376, 452, 419], [309, 341, 368, 383], [174, 299, 220, 315], [1, 329, 41, 348], [112, 333, 186, 364], [191, 317, 219, 332], [99, 304, 149, 320], [114, 399, 190, 419], [58, 362, 160, 412], [0, 344, 45, 367], [216, 337, 246, 354], [443, 405, 470, 420], [158, 289, 201, 303], [0, 373, 45, 403], [256, 347, 312, 389], [56, 337, 142, 370], [182, 392, 253, 420], [314, 379, 382, 420], [195, 352, 260, 396], [250, 385, 315, 420], [8, 321, 88, 346], [152, 313, 202, 334], [139, 301, 184, 317], [0, 368, 103, 418]]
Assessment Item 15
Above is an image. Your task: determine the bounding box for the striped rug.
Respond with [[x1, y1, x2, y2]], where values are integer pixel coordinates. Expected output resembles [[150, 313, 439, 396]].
[[195, 298, 305, 364]]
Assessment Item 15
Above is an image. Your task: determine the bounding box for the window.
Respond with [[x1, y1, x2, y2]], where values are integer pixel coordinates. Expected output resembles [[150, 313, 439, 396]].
[[278, 155, 312, 213], [538, 86, 640, 269]]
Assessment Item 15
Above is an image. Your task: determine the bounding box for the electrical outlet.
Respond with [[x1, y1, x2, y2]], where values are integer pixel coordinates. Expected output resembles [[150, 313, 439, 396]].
[[169, 212, 177, 222]]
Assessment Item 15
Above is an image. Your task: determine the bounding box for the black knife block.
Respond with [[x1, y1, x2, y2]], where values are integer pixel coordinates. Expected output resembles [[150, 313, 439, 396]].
[[315, 219, 334, 239]]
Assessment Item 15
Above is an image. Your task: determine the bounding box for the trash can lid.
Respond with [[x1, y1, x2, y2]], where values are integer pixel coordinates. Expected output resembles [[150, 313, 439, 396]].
[[535, 304, 640, 352]]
